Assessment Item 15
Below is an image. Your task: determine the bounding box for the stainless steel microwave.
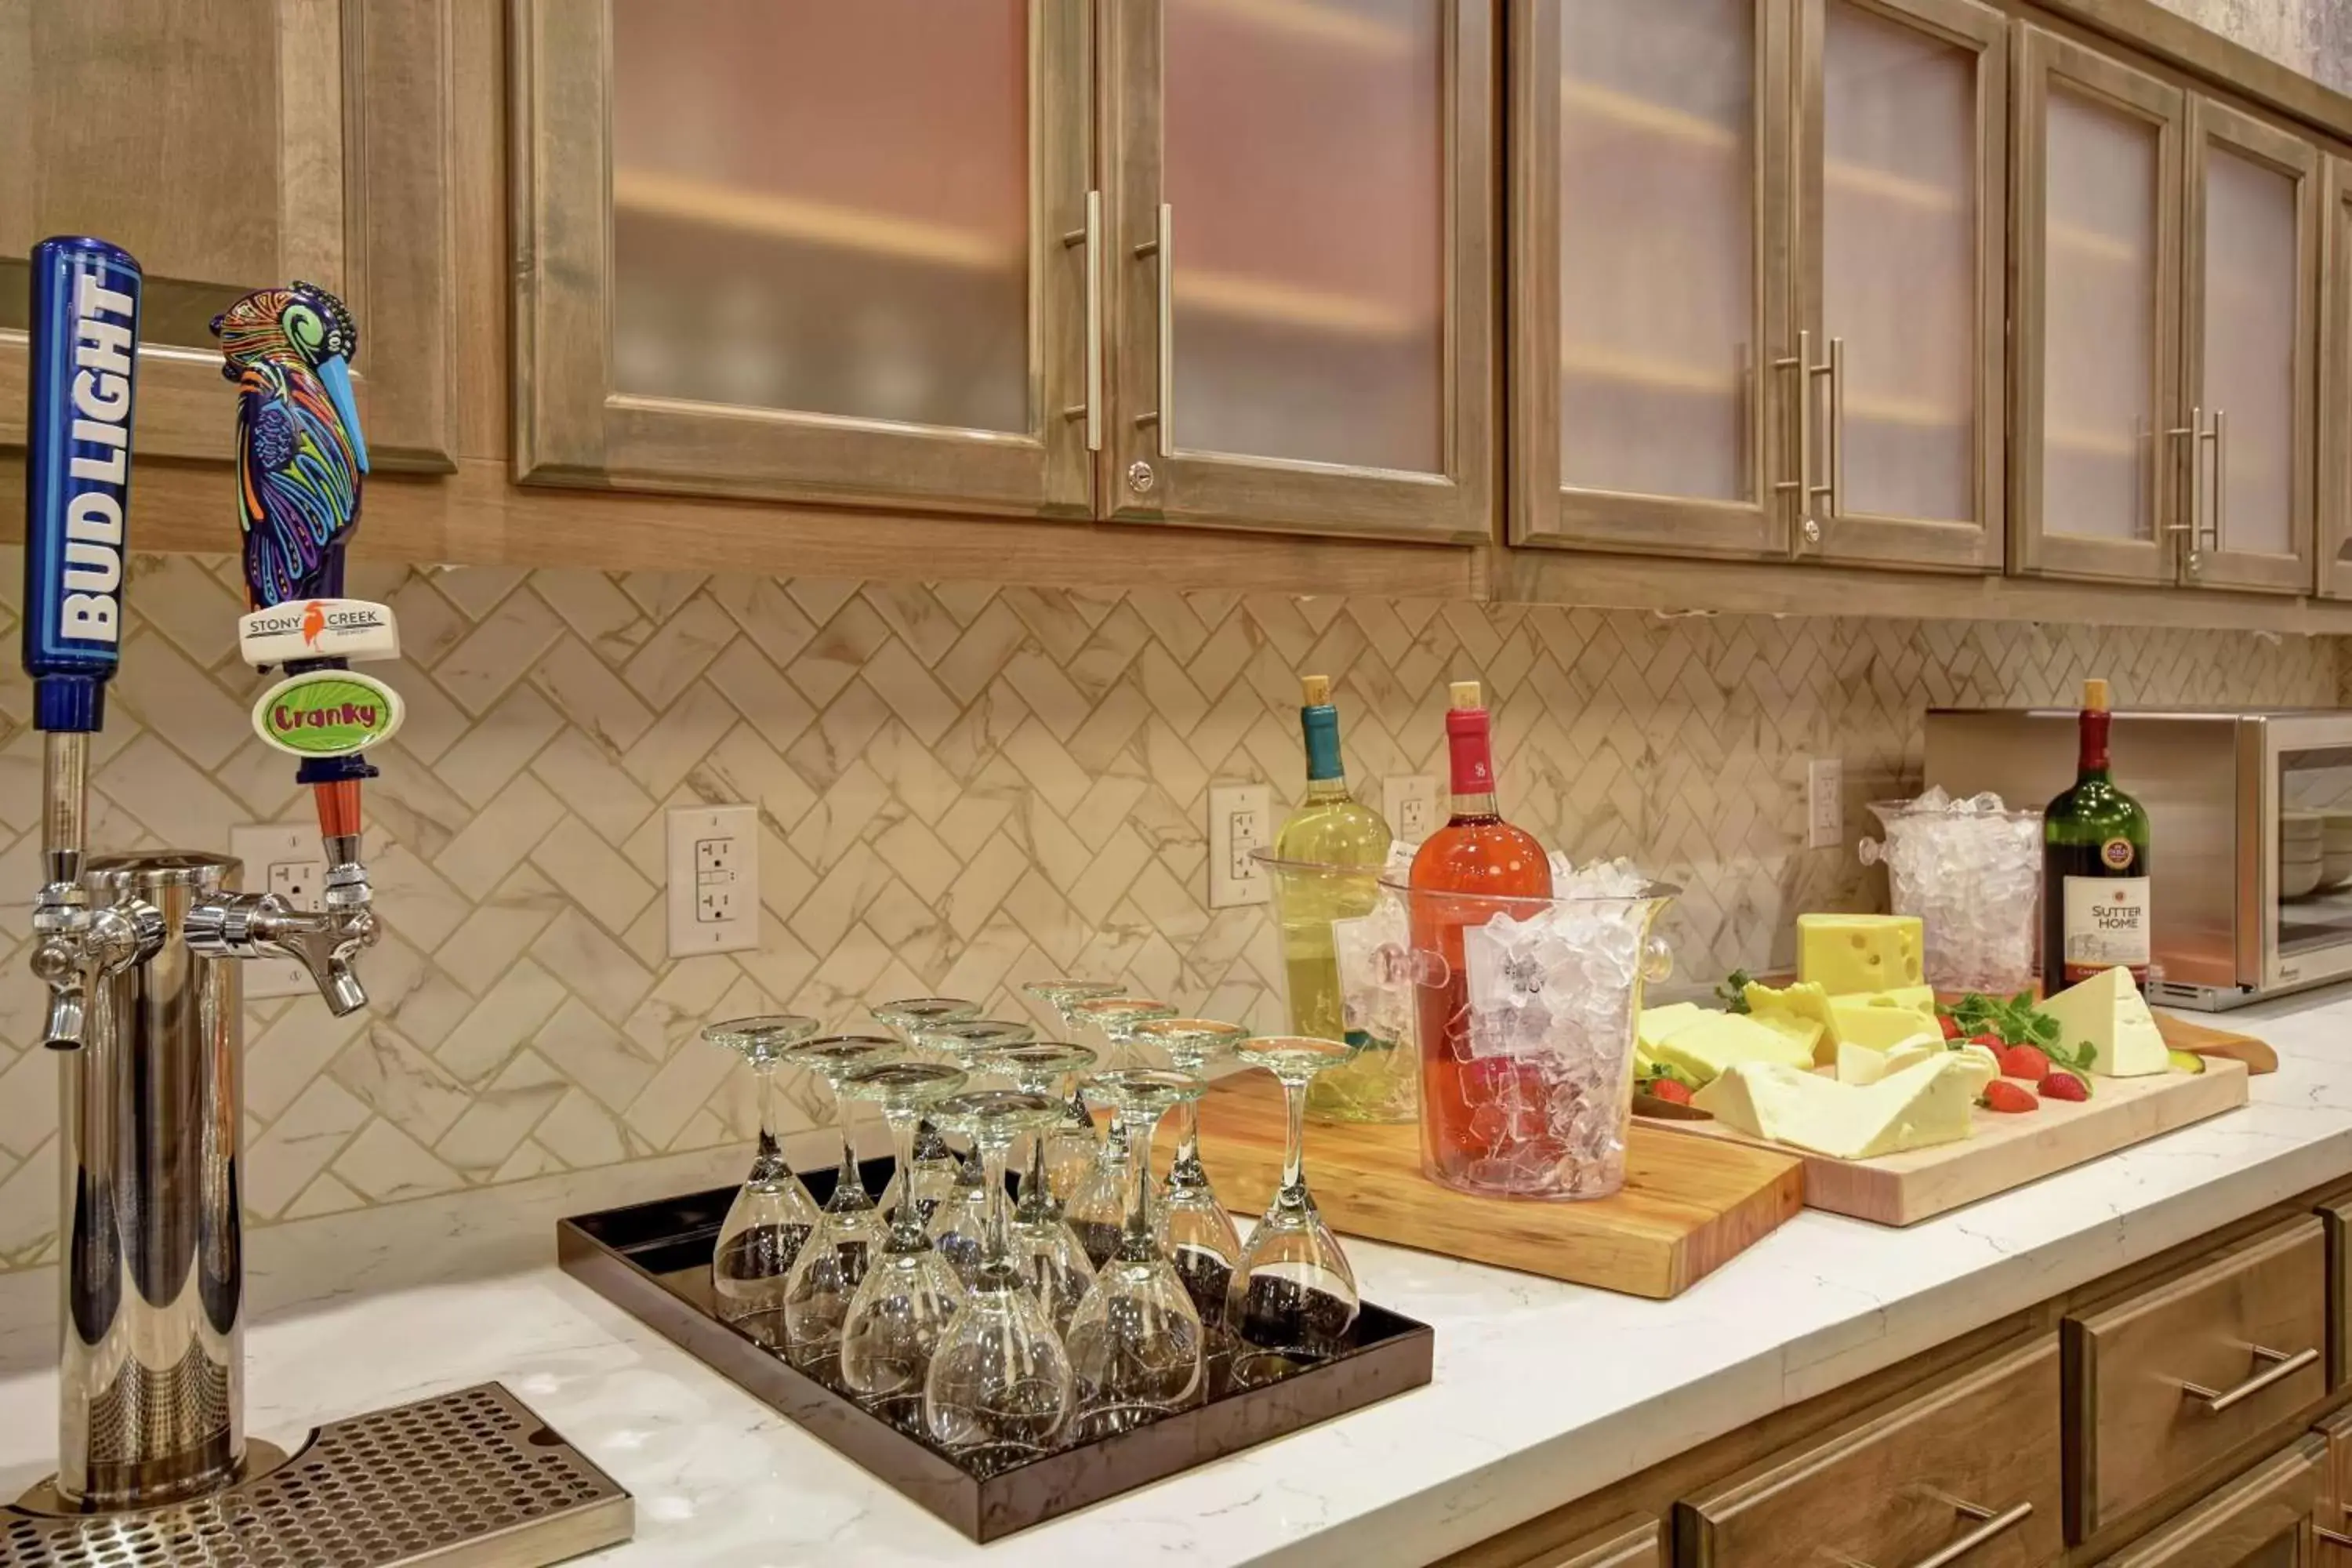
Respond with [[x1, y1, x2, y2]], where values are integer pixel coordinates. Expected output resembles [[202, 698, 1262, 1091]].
[[1923, 708, 2352, 1011]]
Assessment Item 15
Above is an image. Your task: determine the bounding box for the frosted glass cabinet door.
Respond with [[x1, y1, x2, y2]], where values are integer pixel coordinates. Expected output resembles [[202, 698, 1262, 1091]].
[[1510, 0, 1794, 557], [2011, 27, 2181, 585], [1798, 0, 2006, 571], [513, 0, 1093, 517], [2180, 97, 2320, 594], [1102, 0, 1494, 542], [2324, 158, 2352, 600]]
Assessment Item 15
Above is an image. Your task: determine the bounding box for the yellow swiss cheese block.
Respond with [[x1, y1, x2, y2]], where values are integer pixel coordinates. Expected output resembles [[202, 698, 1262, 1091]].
[[1798, 914, 1926, 995]]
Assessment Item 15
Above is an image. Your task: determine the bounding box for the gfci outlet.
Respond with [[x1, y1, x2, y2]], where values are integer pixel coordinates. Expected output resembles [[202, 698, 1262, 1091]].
[[1806, 757, 1845, 851], [230, 823, 328, 999], [1206, 783, 1272, 909], [667, 804, 760, 956], [1383, 774, 1441, 845]]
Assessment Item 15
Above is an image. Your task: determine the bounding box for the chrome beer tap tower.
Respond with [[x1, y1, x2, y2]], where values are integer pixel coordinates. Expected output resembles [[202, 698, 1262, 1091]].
[[22, 237, 390, 1511]]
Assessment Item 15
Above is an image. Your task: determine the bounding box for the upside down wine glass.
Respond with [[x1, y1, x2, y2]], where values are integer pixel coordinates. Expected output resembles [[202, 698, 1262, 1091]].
[[1065, 1069, 1209, 1439], [870, 996, 977, 1223], [1130, 1018, 1250, 1323], [916, 1019, 1037, 1287], [837, 1060, 971, 1421], [1021, 979, 1126, 1197], [1226, 1036, 1363, 1381], [923, 1089, 1074, 1462], [1063, 998, 1178, 1269], [986, 1041, 1100, 1332], [700, 1014, 822, 1345], [775, 1033, 906, 1367]]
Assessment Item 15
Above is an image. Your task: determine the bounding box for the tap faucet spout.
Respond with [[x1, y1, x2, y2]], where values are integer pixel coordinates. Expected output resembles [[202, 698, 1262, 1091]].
[[184, 889, 380, 1015]]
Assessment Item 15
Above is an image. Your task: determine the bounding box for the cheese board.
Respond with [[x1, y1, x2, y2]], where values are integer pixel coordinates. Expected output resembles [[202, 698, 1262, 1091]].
[[1191, 1073, 1803, 1299], [1641, 1048, 2250, 1226]]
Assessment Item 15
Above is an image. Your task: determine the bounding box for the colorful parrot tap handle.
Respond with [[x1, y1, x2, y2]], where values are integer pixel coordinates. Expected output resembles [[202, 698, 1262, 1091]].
[[207, 280, 397, 1011]]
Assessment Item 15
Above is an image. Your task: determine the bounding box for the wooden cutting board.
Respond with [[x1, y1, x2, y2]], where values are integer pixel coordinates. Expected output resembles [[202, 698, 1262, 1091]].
[[2151, 1010, 2278, 1074], [1189, 1073, 1803, 1300], [1642, 1056, 2249, 1227]]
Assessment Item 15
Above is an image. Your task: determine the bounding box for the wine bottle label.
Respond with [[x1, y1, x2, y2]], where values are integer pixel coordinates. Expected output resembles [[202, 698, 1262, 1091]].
[[2061, 875, 2151, 972]]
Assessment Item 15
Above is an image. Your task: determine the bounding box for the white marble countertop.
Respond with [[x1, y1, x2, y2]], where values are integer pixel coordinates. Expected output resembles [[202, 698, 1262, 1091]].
[[5, 986, 2352, 1566]]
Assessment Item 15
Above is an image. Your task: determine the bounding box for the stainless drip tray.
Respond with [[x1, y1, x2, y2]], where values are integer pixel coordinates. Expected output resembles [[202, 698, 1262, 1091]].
[[2, 1383, 631, 1567]]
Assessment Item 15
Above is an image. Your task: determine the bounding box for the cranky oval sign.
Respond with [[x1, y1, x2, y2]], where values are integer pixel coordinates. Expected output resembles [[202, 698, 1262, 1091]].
[[251, 670, 405, 757]]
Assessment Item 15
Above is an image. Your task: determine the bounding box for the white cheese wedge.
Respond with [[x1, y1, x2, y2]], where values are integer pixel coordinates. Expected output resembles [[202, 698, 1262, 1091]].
[[2041, 965, 2168, 1077], [1693, 1054, 1988, 1160], [1881, 1039, 1940, 1076], [1651, 1011, 1820, 1083], [1835, 1040, 1886, 1085], [1636, 1002, 1706, 1051]]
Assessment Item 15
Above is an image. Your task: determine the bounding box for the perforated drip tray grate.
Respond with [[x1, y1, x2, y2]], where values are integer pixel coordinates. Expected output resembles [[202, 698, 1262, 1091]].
[[2, 1382, 632, 1567]]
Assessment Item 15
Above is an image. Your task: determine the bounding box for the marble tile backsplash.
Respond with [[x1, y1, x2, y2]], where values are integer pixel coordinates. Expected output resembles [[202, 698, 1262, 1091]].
[[2155, 0, 2352, 95], [0, 546, 2335, 1269]]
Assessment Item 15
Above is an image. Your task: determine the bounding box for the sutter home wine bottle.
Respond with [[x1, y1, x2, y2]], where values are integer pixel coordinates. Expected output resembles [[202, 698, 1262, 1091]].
[[2041, 677, 2153, 992]]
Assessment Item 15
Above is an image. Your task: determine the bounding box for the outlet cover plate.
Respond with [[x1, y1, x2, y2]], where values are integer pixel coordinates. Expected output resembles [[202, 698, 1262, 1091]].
[[1806, 757, 1845, 850], [230, 823, 326, 999], [1207, 783, 1272, 909], [667, 804, 761, 956], [1382, 774, 1441, 846]]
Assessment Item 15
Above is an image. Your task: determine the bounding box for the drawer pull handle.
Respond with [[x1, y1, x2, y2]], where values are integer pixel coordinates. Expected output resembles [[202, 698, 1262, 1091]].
[[2318, 1525, 2352, 1548], [2177, 1344, 2318, 1413], [1848, 1500, 2033, 1568]]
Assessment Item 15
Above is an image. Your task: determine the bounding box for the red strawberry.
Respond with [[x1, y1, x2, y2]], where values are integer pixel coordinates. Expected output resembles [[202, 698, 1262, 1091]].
[[1649, 1080, 1693, 1105], [1938, 1014, 1962, 1040], [1980, 1080, 2039, 1113], [1998, 1044, 2053, 1081], [2039, 1069, 2090, 1102], [1969, 1033, 2004, 1051]]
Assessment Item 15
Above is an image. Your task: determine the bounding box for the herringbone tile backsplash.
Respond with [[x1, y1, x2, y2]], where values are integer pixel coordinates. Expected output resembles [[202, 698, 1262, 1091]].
[[0, 547, 2334, 1267]]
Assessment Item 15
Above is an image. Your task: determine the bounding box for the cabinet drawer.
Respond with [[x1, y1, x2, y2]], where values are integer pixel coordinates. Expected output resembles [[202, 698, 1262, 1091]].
[[2067, 1218, 2330, 1541], [1677, 1337, 2061, 1566], [2092, 1434, 2322, 1565], [1546, 1516, 1660, 1568], [2314, 1406, 2352, 1555], [2315, 1194, 2352, 1388]]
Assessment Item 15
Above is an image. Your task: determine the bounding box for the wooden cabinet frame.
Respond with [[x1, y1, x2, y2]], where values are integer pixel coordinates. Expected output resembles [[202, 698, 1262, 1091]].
[[2320, 157, 2352, 601], [510, 0, 1093, 517], [1508, 0, 1797, 560], [1794, 0, 2009, 572], [0, 0, 461, 474], [2096, 1434, 2324, 1564], [2178, 94, 2322, 595], [1098, 0, 1494, 543], [2010, 22, 2185, 586]]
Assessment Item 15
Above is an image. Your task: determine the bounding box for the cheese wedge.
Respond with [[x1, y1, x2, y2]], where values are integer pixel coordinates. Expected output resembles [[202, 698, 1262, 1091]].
[[1693, 1054, 1991, 1160], [1636, 1002, 1707, 1051], [1650, 1011, 1821, 1084], [1882, 1039, 1941, 1076], [2041, 965, 2169, 1077], [1798, 914, 1926, 995], [1874, 985, 1936, 1011], [1835, 1040, 1887, 1085], [1828, 996, 1941, 1051]]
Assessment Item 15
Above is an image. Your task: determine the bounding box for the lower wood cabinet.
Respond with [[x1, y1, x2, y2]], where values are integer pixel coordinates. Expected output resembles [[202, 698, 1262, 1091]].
[[2094, 1435, 2324, 1565], [1548, 1516, 1661, 1568], [1675, 1336, 2061, 1566], [2066, 1219, 2331, 1540]]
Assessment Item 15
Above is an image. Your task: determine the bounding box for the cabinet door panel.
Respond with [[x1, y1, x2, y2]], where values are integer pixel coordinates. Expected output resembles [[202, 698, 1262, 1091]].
[[0, 0, 458, 471], [1512, 0, 1793, 557], [1801, 0, 2005, 571], [2011, 25, 2181, 585], [2180, 96, 2320, 595], [2092, 1434, 2321, 1566], [514, 0, 1090, 516], [1104, 0, 1492, 541], [2325, 158, 2352, 600]]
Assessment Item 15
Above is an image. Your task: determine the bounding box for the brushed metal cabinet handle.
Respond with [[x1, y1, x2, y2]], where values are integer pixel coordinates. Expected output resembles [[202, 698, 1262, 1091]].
[[2179, 1343, 2317, 1413], [1061, 190, 1103, 452], [1773, 329, 1813, 550], [1808, 335, 1844, 526], [1131, 202, 1174, 455], [1838, 1499, 2034, 1568]]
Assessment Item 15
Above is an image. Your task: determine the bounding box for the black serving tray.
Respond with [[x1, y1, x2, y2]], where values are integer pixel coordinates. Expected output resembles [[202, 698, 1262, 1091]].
[[557, 1160, 1435, 1542]]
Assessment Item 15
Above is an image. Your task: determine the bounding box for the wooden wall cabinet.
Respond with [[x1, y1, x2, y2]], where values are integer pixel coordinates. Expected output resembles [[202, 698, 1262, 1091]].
[[2013, 22, 2325, 597], [0, 0, 461, 473], [2322, 157, 2352, 601]]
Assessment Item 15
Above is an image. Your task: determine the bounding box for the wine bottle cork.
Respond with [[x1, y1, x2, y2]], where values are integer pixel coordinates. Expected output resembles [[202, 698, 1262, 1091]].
[[2083, 677, 2111, 713], [1450, 680, 1482, 711], [1300, 674, 1330, 706]]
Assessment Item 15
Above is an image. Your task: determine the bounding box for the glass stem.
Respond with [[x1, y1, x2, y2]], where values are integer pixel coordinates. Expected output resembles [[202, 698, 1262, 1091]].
[[1116, 1111, 1158, 1260], [886, 1110, 924, 1247], [1171, 1098, 1204, 1188], [752, 1063, 785, 1183], [833, 1089, 866, 1203], [1277, 1073, 1310, 1209], [1017, 1127, 1052, 1216], [982, 1138, 1014, 1261]]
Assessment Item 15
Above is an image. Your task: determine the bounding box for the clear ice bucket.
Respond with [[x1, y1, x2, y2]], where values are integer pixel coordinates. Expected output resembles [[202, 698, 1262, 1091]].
[[1254, 851, 1417, 1124], [1859, 795, 2043, 994], [1378, 876, 1677, 1202]]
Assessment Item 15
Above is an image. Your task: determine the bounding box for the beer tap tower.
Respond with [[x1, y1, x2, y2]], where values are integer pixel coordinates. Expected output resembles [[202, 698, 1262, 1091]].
[[23, 239, 394, 1510]]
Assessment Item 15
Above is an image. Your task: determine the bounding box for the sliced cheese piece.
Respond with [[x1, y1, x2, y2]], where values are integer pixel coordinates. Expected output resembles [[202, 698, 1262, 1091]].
[[1744, 979, 1842, 1064], [1692, 1055, 1983, 1160], [1651, 1011, 1820, 1084], [1835, 1040, 1887, 1085], [1636, 1002, 1706, 1051], [1828, 996, 1940, 1051], [1798, 914, 1926, 995], [1882, 1039, 1940, 1076], [2041, 965, 2168, 1077]]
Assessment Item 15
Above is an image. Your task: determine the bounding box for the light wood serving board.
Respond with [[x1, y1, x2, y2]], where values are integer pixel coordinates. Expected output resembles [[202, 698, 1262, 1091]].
[[1641, 1055, 2250, 1227], [1189, 1073, 1803, 1300]]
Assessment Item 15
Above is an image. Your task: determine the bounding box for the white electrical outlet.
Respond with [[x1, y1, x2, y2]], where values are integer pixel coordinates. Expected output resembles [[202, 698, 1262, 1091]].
[[667, 804, 761, 956], [1806, 757, 1845, 850], [1382, 774, 1441, 845], [230, 823, 328, 999], [1206, 783, 1272, 909]]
